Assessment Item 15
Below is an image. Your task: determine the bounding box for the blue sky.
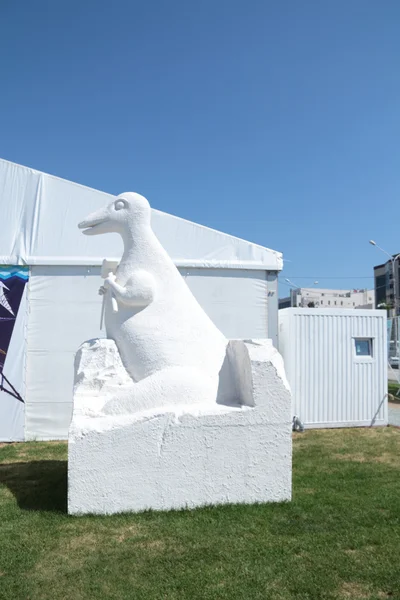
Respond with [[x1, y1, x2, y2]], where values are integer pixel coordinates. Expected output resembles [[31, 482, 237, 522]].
[[1, 1, 399, 297]]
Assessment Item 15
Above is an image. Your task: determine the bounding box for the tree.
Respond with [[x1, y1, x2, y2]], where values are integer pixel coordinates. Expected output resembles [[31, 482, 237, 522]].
[[307, 301, 315, 308], [378, 302, 392, 316]]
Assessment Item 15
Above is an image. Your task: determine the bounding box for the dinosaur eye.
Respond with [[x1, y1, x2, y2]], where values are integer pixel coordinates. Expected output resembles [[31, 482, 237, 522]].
[[114, 200, 127, 211]]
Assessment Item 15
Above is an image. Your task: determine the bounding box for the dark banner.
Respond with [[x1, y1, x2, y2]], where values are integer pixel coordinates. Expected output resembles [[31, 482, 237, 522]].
[[0, 267, 29, 399]]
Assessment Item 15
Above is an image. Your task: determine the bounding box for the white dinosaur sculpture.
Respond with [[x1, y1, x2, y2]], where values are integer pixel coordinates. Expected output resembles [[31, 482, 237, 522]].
[[70, 192, 292, 516], [0, 282, 15, 316], [78, 192, 229, 415]]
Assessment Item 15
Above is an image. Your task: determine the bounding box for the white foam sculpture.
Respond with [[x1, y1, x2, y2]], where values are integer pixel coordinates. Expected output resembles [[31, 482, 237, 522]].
[[68, 193, 292, 515]]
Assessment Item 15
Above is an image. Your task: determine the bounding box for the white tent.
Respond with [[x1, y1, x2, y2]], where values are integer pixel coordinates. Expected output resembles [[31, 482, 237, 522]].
[[0, 158, 283, 441]]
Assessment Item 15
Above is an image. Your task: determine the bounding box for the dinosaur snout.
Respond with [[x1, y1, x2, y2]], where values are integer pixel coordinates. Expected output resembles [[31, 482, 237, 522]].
[[78, 207, 110, 236], [78, 215, 102, 228]]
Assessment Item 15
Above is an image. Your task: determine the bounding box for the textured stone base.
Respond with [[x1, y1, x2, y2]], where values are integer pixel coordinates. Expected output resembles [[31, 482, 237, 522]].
[[68, 339, 292, 515]]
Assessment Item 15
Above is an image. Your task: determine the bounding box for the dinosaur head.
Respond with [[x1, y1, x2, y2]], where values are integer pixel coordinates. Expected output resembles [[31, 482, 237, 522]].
[[78, 192, 151, 236]]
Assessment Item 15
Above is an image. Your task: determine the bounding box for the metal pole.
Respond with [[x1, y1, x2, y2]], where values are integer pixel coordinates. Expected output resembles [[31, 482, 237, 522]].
[[392, 256, 398, 363], [388, 255, 400, 385]]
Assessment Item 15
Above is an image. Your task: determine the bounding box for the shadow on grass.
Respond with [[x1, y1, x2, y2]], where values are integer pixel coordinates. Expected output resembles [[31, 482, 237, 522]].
[[0, 460, 67, 513]]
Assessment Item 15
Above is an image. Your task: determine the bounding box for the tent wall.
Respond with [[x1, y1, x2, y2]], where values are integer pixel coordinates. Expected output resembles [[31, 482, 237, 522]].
[[179, 268, 270, 339], [25, 265, 273, 440]]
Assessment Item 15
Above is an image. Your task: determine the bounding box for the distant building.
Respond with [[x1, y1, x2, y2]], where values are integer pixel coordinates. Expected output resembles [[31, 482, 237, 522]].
[[278, 296, 292, 309], [373, 256, 400, 315], [279, 287, 375, 310]]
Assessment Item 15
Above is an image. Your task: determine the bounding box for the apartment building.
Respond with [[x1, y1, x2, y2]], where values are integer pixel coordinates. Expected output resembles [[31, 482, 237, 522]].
[[374, 255, 400, 315]]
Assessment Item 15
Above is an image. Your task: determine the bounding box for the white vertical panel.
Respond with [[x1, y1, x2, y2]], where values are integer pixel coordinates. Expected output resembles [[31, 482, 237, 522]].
[[279, 309, 387, 428]]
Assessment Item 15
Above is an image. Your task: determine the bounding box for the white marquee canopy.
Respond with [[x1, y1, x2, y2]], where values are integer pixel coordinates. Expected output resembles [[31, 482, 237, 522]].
[[0, 158, 282, 270], [0, 158, 282, 441]]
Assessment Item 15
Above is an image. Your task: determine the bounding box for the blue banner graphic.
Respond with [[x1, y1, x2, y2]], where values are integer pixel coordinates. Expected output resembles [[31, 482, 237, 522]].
[[0, 266, 29, 401]]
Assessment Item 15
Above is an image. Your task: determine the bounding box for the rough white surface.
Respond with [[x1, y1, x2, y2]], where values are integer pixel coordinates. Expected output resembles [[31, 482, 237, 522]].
[[68, 338, 292, 514], [72, 339, 133, 417], [77, 192, 229, 414]]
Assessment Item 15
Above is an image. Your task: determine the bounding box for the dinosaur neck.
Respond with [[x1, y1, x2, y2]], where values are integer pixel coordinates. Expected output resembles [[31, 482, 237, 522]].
[[119, 224, 153, 268]]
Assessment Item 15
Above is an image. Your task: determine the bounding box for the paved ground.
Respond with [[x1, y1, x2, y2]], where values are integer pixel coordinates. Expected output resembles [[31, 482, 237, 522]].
[[388, 367, 400, 382], [388, 402, 400, 427]]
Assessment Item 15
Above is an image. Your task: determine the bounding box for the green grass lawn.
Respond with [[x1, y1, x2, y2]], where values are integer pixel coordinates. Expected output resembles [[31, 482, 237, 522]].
[[1, 429, 400, 600]]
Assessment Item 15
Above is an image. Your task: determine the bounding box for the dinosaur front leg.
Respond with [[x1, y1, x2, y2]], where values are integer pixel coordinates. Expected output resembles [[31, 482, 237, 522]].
[[104, 271, 156, 308]]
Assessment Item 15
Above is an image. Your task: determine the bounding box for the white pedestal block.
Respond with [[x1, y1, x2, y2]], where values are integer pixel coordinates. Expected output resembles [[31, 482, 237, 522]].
[[68, 339, 292, 515]]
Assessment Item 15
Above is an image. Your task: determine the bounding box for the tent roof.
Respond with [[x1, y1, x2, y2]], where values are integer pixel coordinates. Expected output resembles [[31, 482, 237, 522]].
[[0, 159, 282, 271]]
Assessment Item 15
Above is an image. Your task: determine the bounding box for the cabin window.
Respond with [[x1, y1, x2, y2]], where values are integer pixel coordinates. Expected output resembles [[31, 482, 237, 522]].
[[354, 338, 373, 357]]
